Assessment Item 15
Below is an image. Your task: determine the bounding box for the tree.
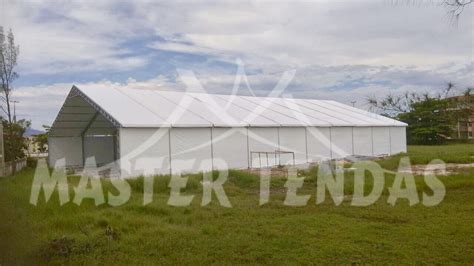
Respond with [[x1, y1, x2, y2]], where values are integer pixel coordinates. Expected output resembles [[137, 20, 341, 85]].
[[0, 26, 19, 124], [368, 85, 472, 145], [392, 0, 472, 24], [444, 0, 473, 22], [0, 27, 28, 170], [2, 119, 30, 162]]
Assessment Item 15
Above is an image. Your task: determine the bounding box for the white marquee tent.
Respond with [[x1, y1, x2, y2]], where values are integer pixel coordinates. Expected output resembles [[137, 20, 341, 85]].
[[48, 86, 407, 177]]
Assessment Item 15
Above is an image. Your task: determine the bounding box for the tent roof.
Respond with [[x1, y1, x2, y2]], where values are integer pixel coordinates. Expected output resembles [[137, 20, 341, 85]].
[[51, 85, 407, 132]]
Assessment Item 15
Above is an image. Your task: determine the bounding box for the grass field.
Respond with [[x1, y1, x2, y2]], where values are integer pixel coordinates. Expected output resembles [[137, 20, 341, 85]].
[[1, 144, 474, 264]]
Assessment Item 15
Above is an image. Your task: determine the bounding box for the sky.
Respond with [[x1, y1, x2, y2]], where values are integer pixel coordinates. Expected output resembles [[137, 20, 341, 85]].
[[1, 0, 473, 129]]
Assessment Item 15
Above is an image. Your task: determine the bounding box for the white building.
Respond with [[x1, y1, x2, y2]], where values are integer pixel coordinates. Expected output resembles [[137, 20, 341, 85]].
[[48, 86, 407, 177]]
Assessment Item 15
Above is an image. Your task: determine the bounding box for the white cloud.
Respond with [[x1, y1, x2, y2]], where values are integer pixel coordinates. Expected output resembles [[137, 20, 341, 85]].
[[2, 0, 473, 129], [1, 0, 148, 74], [3, 1, 472, 74], [134, 1, 473, 68], [148, 41, 217, 56]]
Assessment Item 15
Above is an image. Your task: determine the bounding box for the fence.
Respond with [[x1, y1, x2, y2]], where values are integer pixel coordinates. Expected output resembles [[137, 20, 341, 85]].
[[0, 158, 27, 177]]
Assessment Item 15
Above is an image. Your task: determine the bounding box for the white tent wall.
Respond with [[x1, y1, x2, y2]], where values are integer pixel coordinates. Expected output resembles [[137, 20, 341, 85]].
[[211, 128, 249, 170], [248, 127, 279, 167], [170, 128, 213, 174], [49, 126, 406, 177], [306, 127, 332, 162], [48, 137, 83, 167], [372, 127, 391, 155], [83, 136, 115, 165], [278, 127, 307, 164], [390, 127, 407, 154], [353, 127, 373, 156], [330, 127, 354, 158], [119, 128, 170, 177]]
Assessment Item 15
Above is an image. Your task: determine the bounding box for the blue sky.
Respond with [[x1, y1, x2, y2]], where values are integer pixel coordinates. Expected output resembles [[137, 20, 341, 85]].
[[1, 0, 473, 129]]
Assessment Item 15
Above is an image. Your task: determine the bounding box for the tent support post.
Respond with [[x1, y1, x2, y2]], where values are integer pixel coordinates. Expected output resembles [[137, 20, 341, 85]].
[[389, 127, 392, 155], [112, 129, 118, 161], [246, 127, 250, 169], [115, 129, 121, 177], [80, 112, 99, 166], [277, 127, 281, 166], [210, 127, 214, 171], [168, 127, 172, 176], [351, 127, 355, 155], [371, 127, 374, 156], [329, 127, 333, 159], [305, 127, 309, 163]]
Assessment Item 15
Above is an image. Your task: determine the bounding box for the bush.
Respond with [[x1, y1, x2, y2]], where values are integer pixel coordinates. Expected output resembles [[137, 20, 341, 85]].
[[2, 120, 31, 161]]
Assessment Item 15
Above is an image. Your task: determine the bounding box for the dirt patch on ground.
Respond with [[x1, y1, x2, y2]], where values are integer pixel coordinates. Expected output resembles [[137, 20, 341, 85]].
[[247, 161, 474, 177], [398, 163, 474, 175], [244, 167, 294, 177]]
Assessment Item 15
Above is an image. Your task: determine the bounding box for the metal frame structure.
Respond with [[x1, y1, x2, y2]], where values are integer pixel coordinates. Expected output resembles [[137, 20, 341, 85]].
[[48, 86, 121, 169]]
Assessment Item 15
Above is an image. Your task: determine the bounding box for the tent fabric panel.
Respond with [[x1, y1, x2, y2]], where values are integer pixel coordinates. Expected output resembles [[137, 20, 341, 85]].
[[373, 127, 391, 155], [303, 100, 374, 126], [65, 96, 91, 106], [216, 95, 302, 126], [84, 136, 115, 165], [279, 98, 335, 126], [211, 128, 249, 169], [79, 87, 166, 127], [60, 106, 96, 114], [72, 86, 407, 128], [390, 127, 407, 154], [240, 96, 307, 126], [353, 127, 373, 156], [49, 128, 84, 137], [243, 97, 311, 126], [170, 128, 213, 174], [306, 127, 331, 162], [50, 93, 118, 137], [295, 101, 354, 126], [159, 91, 242, 127], [48, 137, 83, 167], [278, 127, 307, 164], [54, 113, 96, 122], [315, 100, 388, 126], [84, 128, 116, 136], [53, 121, 91, 128], [330, 127, 354, 158], [326, 100, 407, 126], [248, 127, 279, 167], [192, 94, 275, 126], [119, 128, 171, 177], [119, 88, 212, 126], [89, 117, 115, 129]]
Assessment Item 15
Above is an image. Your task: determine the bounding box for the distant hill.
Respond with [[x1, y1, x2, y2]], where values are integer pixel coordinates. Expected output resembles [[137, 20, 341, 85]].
[[25, 128, 45, 137]]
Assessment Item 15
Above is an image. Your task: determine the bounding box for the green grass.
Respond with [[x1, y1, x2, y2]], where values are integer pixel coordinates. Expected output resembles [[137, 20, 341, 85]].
[[1, 144, 474, 264]]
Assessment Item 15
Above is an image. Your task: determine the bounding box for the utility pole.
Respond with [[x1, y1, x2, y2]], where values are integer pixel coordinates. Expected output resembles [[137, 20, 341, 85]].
[[10, 100, 19, 123], [350, 101, 356, 107]]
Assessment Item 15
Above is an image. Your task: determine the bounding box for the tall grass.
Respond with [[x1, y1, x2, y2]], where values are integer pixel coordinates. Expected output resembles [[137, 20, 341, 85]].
[[1, 144, 474, 264]]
